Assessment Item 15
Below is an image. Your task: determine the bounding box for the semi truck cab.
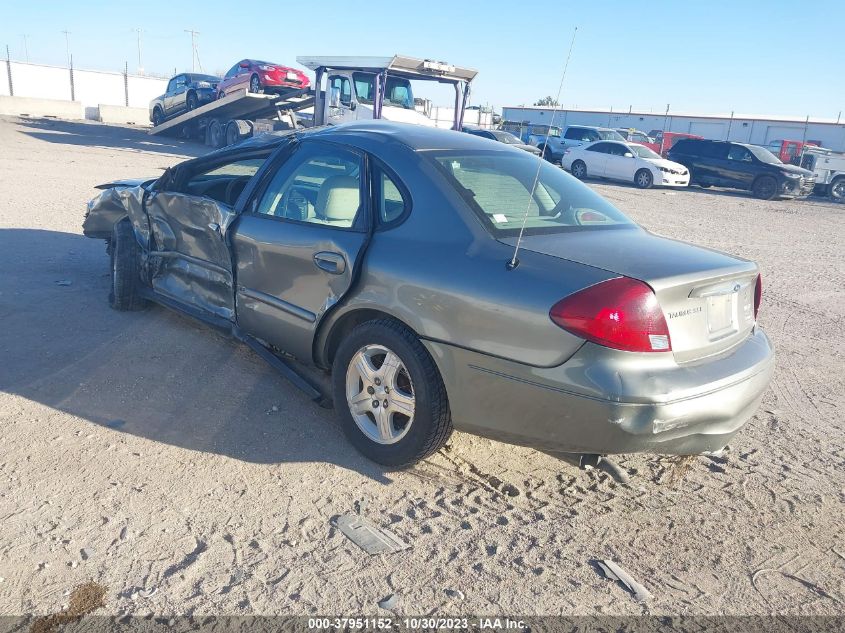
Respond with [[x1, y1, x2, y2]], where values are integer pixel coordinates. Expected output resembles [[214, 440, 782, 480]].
[[298, 55, 477, 130]]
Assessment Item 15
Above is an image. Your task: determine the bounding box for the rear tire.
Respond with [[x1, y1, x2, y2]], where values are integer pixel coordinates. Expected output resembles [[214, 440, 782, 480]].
[[109, 220, 147, 312], [829, 177, 845, 203], [151, 106, 164, 127], [541, 145, 554, 162], [634, 168, 654, 189], [207, 119, 224, 148], [752, 175, 778, 200], [332, 319, 453, 468], [571, 160, 587, 179], [225, 121, 240, 146]]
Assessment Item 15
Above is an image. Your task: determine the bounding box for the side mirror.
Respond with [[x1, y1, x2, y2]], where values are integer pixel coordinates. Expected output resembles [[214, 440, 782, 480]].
[[624, 152, 634, 158], [349, 101, 357, 111]]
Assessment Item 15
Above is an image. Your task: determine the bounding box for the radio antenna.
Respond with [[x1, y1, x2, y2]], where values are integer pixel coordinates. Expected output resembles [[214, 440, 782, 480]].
[[508, 26, 578, 270]]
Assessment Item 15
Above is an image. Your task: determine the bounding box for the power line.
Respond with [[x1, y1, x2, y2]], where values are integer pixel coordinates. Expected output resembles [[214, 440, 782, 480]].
[[61, 30, 71, 67], [135, 27, 143, 74], [21, 34, 29, 62], [184, 29, 201, 73]]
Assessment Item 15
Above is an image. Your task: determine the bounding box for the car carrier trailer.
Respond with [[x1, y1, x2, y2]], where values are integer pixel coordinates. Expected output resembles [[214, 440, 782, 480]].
[[148, 54, 477, 148], [147, 86, 314, 147]]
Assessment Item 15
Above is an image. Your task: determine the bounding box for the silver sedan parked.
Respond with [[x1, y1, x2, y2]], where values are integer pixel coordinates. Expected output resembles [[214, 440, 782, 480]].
[[83, 121, 773, 467]]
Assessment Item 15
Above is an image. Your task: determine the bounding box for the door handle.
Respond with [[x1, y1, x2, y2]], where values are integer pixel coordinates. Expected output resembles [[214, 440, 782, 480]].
[[313, 251, 346, 274]]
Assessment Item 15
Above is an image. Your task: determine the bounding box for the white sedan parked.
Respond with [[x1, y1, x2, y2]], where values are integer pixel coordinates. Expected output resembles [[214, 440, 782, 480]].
[[561, 140, 690, 189]]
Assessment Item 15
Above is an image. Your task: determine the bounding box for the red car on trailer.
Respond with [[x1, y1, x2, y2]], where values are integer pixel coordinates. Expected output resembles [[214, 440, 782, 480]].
[[216, 59, 310, 99]]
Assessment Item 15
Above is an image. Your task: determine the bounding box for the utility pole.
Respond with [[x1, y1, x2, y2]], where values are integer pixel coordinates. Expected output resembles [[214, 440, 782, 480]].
[[61, 30, 71, 67], [135, 27, 143, 74], [184, 29, 201, 72], [21, 34, 29, 62]]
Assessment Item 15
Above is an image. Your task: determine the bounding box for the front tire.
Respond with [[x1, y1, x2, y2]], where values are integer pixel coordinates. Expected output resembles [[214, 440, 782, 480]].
[[571, 160, 587, 179], [332, 319, 452, 468], [151, 106, 164, 127], [186, 91, 198, 111], [249, 75, 262, 94], [752, 175, 778, 200], [635, 168, 654, 189], [541, 145, 554, 162], [109, 220, 147, 311], [829, 177, 845, 203]]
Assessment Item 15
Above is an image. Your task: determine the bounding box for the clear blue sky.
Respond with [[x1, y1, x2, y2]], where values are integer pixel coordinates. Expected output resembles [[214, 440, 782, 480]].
[[2, 0, 843, 117]]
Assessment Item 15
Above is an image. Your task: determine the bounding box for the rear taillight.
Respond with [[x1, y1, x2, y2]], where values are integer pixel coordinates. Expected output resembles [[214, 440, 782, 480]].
[[753, 273, 762, 320], [550, 277, 671, 352]]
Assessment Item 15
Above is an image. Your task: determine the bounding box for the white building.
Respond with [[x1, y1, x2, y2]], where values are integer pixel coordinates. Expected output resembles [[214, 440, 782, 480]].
[[501, 106, 845, 152]]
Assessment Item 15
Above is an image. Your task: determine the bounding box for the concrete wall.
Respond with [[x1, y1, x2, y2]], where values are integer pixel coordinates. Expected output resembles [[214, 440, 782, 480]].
[[502, 106, 845, 152], [0, 95, 84, 119], [97, 104, 150, 126], [1, 60, 167, 120]]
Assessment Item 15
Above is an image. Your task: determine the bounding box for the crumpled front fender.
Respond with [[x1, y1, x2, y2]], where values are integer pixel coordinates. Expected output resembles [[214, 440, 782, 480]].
[[82, 184, 151, 249]]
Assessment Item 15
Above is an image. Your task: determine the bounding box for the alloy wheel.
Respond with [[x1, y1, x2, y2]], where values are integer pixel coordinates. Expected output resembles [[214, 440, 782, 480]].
[[637, 171, 651, 187], [345, 344, 415, 445], [831, 179, 845, 202], [250, 77, 261, 93]]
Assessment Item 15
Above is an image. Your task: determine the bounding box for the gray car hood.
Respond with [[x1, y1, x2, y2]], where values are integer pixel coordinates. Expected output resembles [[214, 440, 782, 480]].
[[500, 227, 755, 290]]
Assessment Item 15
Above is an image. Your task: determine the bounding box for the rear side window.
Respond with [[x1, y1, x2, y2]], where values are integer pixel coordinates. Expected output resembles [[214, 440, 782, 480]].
[[373, 165, 408, 226]]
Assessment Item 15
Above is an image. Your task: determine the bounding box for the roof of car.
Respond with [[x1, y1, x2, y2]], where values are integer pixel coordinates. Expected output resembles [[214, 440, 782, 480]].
[[311, 120, 508, 152]]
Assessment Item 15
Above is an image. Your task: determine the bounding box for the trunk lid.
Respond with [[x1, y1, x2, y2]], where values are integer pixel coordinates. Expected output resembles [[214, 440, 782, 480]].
[[501, 228, 759, 363]]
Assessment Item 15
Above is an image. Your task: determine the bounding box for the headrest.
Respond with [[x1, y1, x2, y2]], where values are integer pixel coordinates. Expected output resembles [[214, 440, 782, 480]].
[[316, 175, 359, 222]]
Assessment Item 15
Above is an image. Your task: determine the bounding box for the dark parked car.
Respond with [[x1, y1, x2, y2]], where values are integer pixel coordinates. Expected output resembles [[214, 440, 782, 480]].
[[668, 139, 816, 199], [464, 127, 541, 155], [216, 59, 310, 98], [82, 122, 772, 468], [149, 73, 220, 126]]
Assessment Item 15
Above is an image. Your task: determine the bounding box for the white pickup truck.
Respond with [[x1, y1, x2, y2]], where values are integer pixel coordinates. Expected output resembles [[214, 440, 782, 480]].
[[800, 146, 845, 202]]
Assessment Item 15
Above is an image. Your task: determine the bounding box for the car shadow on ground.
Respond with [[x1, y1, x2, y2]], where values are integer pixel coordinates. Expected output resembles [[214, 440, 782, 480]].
[[13, 117, 208, 158], [0, 228, 392, 483]]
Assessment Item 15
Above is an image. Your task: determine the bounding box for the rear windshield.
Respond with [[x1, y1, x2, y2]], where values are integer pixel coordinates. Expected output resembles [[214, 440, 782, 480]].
[[428, 150, 634, 236]]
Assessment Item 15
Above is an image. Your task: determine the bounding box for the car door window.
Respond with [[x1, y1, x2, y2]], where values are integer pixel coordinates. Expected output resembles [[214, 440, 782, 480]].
[[727, 146, 753, 162], [587, 142, 610, 153], [564, 127, 584, 140], [174, 75, 186, 91], [329, 76, 352, 106], [166, 78, 177, 94], [606, 143, 629, 156], [255, 144, 363, 228], [225, 64, 239, 79], [168, 156, 268, 205]]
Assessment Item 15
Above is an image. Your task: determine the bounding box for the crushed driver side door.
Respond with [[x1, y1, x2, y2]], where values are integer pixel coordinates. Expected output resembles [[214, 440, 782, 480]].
[[145, 151, 269, 321]]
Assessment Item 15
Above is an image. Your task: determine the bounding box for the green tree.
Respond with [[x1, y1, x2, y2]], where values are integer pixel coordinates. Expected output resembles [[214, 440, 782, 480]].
[[534, 96, 559, 107]]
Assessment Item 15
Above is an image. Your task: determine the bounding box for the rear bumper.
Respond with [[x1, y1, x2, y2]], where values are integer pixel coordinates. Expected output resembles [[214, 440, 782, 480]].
[[424, 328, 774, 455]]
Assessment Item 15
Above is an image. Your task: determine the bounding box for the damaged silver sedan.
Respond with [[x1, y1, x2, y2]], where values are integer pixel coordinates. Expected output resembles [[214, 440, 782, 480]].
[[83, 121, 774, 467]]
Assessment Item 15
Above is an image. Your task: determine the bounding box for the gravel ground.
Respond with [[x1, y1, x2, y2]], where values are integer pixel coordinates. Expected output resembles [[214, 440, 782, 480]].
[[0, 116, 843, 618]]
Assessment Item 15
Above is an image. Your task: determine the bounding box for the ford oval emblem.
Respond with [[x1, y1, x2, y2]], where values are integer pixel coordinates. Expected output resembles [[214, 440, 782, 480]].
[[733, 283, 741, 292]]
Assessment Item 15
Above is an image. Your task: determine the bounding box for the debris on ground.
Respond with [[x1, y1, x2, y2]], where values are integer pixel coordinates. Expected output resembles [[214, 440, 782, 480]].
[[445, 588, 465, 600], [377, 594, 399, 610], [29, 582, 107, 633], [333, 513, 409, 555], [594, 559, 652, 602]]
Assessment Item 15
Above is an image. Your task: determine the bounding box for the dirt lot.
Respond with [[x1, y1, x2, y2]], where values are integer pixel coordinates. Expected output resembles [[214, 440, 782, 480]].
[[0, 116, 843, 618]]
